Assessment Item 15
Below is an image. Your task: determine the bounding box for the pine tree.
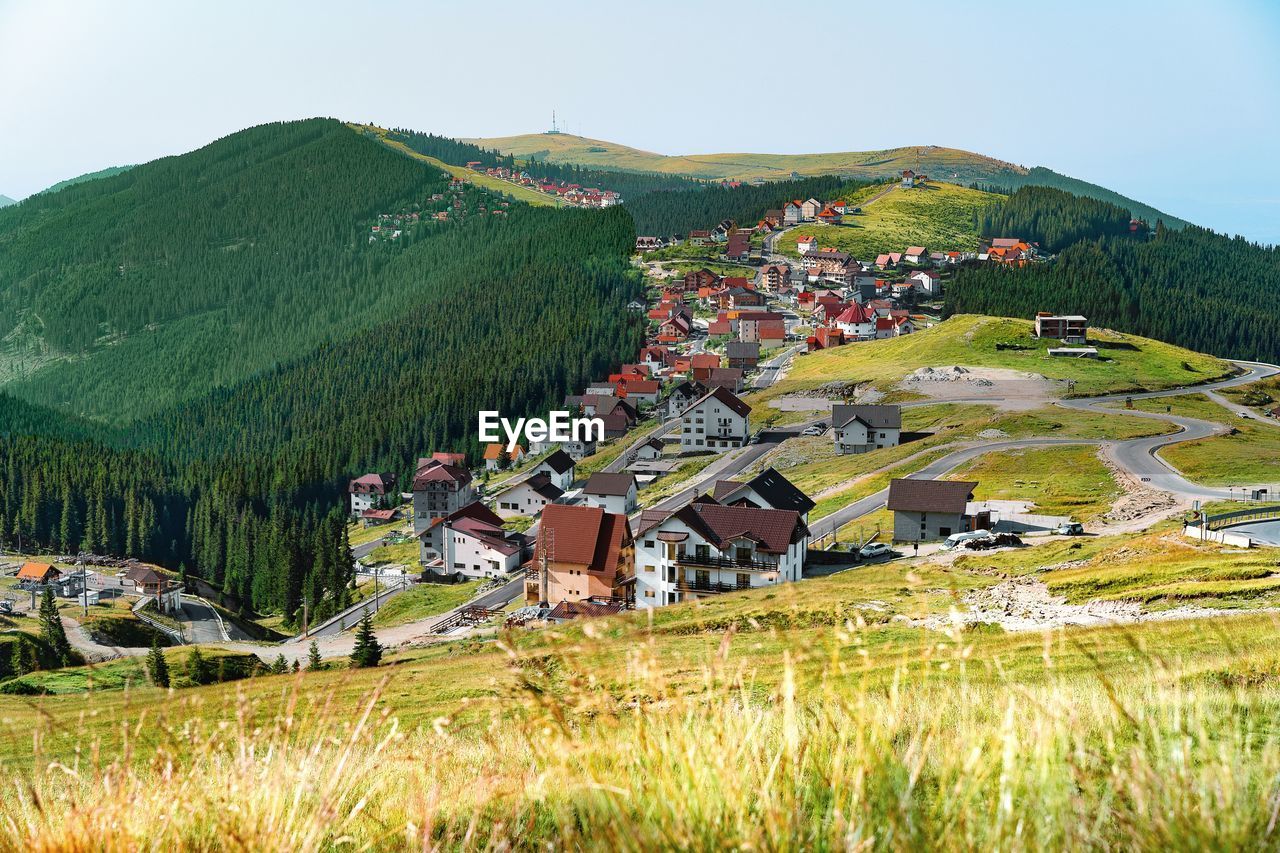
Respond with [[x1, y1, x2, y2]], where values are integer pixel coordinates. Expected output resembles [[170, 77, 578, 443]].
[[291, 659, 300, 673], [349, 610, 382, 668], [187, 646, 213, 685], [307, 640, 324, 671], [147, 638, 170, 688], [9, 638, 30, 676], [37, 586, 72, 665], [271, 653, 288, 674]]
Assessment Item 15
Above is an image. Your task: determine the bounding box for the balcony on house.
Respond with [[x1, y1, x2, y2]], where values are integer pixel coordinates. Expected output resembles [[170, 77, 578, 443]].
[[675, 549, 779, 572]]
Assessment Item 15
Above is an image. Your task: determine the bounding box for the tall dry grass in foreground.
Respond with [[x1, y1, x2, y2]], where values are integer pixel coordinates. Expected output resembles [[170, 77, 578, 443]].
[[1, 624, 1279, 851]]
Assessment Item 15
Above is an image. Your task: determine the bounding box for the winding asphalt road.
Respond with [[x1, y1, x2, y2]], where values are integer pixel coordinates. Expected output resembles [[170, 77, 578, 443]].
[[808, 360, 1280, 539]]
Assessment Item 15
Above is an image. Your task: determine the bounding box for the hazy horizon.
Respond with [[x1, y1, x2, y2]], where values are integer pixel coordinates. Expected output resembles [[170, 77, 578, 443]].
[[2, 0, 1277, 242]]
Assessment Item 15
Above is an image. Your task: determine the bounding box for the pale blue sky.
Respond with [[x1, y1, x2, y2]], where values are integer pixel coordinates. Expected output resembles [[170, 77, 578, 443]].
[[2, 0, 1277, 241]]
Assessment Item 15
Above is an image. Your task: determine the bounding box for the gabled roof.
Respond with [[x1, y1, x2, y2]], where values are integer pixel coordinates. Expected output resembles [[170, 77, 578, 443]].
[[711, 467, 815, 515], [725, 340, 760, 359], [538, 449, 575, 475], [349, 472, 395, 493], [525, 473, 565, 501], [683, 386, 752, 419], [676, 501, 808, 554], [905, 246, 927, 255], [538, 503, 632, 575], [584, 472, 636, 497], [834, 303, 875, 325], [413, 460, 473, 489], [887, 479, 976, 514], [832, 404, 902, 430], [17, 562, 60, 582], [482, 443, 525, 462]]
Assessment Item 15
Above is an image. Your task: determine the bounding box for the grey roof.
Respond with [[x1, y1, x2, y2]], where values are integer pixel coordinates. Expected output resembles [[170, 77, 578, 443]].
[[584, 472, 636, 497], [832, 404, 902, 431], [709, 467, 814, 515], [725, 341, 761, 359]]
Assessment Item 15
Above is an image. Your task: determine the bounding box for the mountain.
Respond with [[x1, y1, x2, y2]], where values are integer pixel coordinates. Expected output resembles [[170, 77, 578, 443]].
[[947, 186, 1280, 364], [466, 132, 1188, 228], [38, 164, 135, 196], [0, 117, 643, 621], [0, 195, 14, 208]]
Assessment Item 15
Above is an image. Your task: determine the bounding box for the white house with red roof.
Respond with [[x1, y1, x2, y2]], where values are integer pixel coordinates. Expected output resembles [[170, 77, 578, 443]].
[[411, 459, 476, 534], [795, 234, 818, 254], [349, 473, 397, 517]]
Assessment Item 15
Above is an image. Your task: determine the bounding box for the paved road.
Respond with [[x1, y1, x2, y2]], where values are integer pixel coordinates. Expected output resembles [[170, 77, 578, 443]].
[[296, 577, 411, 640], [353, 537, 386, 560], [177, 596, 233, 643], [808, 437, 1098, 540], [753, 345, 800, 389], [807, 360, 1280, 538]]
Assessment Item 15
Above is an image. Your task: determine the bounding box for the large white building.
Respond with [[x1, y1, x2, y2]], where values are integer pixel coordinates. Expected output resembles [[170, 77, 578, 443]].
[[411, 459, 475, 534], [679, 387, 752, 451], [492, 473, 564, 519], [419, 501, 524, 578], [348, 473, 396, 517], [632, 501, 809, 607]]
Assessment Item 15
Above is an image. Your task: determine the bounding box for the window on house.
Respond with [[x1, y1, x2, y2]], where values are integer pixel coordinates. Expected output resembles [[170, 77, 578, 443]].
[[644, 540, 655, 548], [645, 590, 655, 598]]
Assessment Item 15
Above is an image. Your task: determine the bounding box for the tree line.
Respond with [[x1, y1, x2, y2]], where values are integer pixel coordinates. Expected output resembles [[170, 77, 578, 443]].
[[978, 185, 1135, 253]]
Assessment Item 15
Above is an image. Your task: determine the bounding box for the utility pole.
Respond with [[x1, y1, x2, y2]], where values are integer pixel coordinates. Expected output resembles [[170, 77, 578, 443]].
[[538, 526, 554, 610]]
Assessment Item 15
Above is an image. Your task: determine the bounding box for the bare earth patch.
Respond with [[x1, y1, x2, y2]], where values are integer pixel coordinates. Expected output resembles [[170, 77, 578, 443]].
[[898, 365, 1064, 410], [914, 576, 1280, 633]]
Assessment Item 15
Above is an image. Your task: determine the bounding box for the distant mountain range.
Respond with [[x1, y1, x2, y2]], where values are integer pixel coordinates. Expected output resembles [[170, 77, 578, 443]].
[[465, 132, 1188, 229], [0, 194, 14, 208], [39, 165, 135, 196]]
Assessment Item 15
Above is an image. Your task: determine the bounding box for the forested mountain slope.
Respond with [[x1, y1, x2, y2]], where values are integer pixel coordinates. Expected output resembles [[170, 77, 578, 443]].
[[947, 188, 1280, 363], [0, 119, 643, 623], [0, 119, 462, 420]]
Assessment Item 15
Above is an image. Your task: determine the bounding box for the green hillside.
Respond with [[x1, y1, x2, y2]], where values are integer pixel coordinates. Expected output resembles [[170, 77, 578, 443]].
[[0, 119, 489, 420], [38, 165, 135, 196], [0, 118, 643, 622], [774, 181, 1002, 259], [947, 187, 1280, 364], [469, 132, 1190, 228]]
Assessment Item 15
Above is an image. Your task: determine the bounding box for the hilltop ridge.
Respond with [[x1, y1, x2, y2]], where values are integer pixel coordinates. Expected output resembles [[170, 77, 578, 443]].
[[466, 131, 1188, 228]]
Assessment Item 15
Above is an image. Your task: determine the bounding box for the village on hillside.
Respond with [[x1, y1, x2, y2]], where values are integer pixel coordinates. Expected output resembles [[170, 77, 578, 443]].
[[336, 173, 1116, 629]]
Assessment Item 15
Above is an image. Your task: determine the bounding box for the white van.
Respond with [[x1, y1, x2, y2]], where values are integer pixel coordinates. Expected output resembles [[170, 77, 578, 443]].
[[941, 530, 993, 551]]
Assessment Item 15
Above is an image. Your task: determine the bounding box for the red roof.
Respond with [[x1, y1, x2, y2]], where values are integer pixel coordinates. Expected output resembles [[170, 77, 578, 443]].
[[413, 460, 472, 489], [538, 504, 632, 576]]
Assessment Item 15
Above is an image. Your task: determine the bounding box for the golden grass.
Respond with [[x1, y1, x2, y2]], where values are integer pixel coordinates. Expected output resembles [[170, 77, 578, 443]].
[[775, 182, 1003, 258], [2, 612, 1280, 848]]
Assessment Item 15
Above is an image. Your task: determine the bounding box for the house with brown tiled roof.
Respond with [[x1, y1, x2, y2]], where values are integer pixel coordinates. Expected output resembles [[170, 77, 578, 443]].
[[582, 472, 638, 515], [527, 503, 634, 607], [887, 478, 977, 543], [633, 500, 809, 606], [418, 501, 524, 576]]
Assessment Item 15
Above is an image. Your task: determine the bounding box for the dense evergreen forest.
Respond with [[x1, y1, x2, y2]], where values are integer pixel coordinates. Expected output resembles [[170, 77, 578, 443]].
[[983, 166, 1190, 230], [625, 175, 871, 237], [948, 219, 1280, 363], [0, 119, 643, 624], [980, 186, 1135, 253]]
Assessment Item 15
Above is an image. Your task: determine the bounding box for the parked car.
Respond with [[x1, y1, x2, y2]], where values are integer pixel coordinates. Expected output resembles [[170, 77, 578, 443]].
[[801, 425, 826, 436], [1054, 522, 1085, 536], [942, 530, 993, 551], [859, 542, 892, 560]]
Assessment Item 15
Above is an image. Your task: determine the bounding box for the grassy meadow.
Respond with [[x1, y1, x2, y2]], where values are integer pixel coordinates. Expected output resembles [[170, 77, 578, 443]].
[[773, 182, 1003, 259], [0, 564, 1278, 847], [946, 444, 1121, 522], [751, 315, 1233, 408]]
